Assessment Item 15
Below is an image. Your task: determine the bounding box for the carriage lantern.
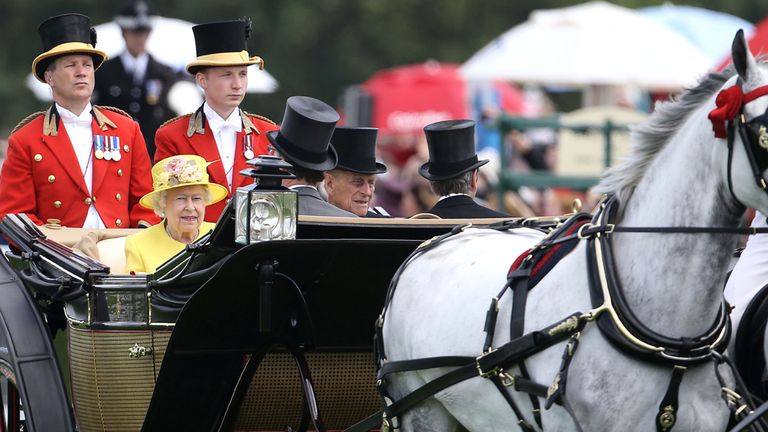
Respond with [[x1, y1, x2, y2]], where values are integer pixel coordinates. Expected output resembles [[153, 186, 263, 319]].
[[234, 155, 298, 245]]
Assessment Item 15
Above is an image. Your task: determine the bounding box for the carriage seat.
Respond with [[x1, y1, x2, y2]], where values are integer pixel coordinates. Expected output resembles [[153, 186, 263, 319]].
[[95, 236, 129, 274], [64, 229, 139, 274]]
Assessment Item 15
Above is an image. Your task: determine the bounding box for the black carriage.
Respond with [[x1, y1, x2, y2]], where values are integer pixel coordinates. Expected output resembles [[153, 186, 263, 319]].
[[0, 202, 524, 432]]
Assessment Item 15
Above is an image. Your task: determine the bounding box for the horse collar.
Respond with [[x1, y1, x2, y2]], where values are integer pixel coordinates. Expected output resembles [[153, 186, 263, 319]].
[[585, 195, 730, 365]]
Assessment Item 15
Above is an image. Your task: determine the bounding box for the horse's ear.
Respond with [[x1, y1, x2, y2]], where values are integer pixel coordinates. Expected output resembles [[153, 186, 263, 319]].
[[732, 29, 755, 80]]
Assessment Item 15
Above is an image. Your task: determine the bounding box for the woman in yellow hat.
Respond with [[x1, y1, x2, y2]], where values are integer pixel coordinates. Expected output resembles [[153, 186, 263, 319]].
[[125, 154, 227, 273]]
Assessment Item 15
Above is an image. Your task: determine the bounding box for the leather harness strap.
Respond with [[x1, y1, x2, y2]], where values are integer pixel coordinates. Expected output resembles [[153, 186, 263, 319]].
[[346, 313, 589, 432]]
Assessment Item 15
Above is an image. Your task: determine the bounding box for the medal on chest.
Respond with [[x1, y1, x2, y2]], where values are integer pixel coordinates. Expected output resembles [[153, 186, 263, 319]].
[[111, 136, 122, 161], [94, 135, 105, 160], [243, 134, 255, 160], [94, 135, 121, 161]]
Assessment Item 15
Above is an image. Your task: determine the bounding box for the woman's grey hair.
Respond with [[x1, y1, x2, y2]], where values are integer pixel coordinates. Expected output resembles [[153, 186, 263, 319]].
[[430, 170, 473, 196], [150, 186, 212, 218]]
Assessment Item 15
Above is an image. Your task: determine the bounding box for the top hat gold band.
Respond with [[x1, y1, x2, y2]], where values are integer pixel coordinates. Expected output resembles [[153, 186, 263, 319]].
[[190, 51, 264, 70], [32, 42, 108, 82]]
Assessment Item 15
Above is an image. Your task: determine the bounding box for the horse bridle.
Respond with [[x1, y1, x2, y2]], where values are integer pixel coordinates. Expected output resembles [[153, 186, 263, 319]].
[[709, 80, 768, 209]]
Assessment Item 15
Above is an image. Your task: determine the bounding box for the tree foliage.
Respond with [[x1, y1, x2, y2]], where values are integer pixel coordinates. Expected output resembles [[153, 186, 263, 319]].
[[0, 0, 764, 135]]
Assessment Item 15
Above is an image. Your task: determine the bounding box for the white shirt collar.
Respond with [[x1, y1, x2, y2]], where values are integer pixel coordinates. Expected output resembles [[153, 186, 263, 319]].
[[289, 184, 317, 191], [438, 193, 470, 202], [203, 102, 241, 135], [57, 102, 93, 126], [120, 52, 149, 74]]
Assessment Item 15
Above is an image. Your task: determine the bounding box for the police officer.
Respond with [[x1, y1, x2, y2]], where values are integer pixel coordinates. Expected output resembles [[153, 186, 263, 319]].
[[93, 0, 182, 160], [154, 18, 278, 223], [0, 14, 158, 228], [419, 120, 510, 218]]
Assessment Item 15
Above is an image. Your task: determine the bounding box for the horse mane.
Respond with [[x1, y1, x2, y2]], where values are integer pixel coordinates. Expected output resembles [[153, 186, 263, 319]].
[[592, 67, 735, 207]]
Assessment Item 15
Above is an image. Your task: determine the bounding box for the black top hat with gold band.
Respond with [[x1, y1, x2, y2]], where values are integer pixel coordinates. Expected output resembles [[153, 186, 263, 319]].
[[115, 0, 153, 31], [186, 18, 264, 74], [419, 120, 488, 181], [267, 96, 339, 172], [331, 127, 387, 174], [32, 14, 108, 83]]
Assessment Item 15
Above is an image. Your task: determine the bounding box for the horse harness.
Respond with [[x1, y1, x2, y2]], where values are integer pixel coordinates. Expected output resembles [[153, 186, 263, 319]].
[[346, 195, 768, 432], [343, 81, 768, 432]]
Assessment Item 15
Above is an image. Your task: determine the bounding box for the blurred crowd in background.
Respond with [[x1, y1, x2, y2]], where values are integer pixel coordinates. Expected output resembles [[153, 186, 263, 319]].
[[3, 0, 768, 218]]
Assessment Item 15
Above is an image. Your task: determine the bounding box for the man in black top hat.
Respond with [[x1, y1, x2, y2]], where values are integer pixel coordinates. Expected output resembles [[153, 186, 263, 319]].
[[420, 120, 510, 219], [93, 0, 182, 160], [324, 127, 389, 217], [268, 96, 356, 217]]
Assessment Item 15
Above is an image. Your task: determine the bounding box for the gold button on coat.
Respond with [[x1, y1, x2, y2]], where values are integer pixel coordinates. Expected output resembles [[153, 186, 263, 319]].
[[123, 145, 130, 152], [116, 219, 122, 227], [116, 193, 121, 201], [84, 197, 92, 205], [34, 154, 43, 162], [54, 201, 62, 208], [47, 175, 55, 183], [117, 169, 124, 177]]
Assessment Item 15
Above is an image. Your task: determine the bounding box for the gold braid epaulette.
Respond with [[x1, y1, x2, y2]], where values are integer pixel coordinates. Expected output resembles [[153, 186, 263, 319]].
[[159, 113, 193, 129], [11, 111, 45, 135], [244, 111, 277, 125], [94, 105, 132, 118]]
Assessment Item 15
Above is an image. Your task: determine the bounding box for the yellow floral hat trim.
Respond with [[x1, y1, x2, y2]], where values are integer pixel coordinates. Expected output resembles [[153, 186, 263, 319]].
[[139, 155, 228, 209]]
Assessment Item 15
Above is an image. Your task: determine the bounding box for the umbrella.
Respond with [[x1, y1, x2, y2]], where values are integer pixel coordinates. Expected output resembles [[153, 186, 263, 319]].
[[640, 4, 754, 68], [26, 16, 278, 102], [460, 1, 711, 91]]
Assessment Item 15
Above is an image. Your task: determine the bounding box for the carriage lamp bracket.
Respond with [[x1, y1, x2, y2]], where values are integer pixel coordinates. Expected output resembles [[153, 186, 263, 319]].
[[256, 260, 277, 335]]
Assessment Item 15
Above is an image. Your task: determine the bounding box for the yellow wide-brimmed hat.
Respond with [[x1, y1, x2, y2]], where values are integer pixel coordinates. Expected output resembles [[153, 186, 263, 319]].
[[32, 14, 108, 83], [139, 155, 229, 209], [186, 18, 264, 74]]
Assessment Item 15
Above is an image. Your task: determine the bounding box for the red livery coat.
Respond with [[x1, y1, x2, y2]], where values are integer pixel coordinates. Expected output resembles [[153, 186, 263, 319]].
[[0, 105, 159, 228], [154, 107, 278, 222]]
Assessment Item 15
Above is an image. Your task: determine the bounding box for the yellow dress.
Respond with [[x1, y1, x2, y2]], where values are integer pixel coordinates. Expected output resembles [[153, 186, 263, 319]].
[[125, 221, 215, 274]]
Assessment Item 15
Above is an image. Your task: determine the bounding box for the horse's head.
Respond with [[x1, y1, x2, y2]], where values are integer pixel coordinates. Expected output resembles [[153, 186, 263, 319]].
[[710, 30, 768, 214]]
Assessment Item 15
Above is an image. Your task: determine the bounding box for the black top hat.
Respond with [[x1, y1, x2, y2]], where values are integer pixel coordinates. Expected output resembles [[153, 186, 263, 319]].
[[267, 96, 340, 172], [115, 0, 153, 31], [32, 14, 107, 83], [186, 18, 263, 74], [419, 120, 488, 181], [331, 127, 387, 174]]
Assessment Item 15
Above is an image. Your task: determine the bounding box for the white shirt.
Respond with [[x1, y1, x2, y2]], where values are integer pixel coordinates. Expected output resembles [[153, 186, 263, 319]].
[[120, 51, 149, 84], [204, 102, 241, 191], [57, 103, 105, 229]]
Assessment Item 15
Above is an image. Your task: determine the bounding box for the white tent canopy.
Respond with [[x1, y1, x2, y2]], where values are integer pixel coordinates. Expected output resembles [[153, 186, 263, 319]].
[[460, 1, 711, 91], [27, 16, 278, 104]]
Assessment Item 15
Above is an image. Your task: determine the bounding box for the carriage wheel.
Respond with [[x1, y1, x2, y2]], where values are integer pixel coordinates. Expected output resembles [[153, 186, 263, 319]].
[[0, 255, 76, 431], [0, 360, 23, 432]]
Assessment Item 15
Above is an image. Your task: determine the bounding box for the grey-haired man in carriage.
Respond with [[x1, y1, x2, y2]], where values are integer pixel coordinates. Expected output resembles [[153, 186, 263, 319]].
[[419, 120, 510, 219], [324, 127, 390, 217]]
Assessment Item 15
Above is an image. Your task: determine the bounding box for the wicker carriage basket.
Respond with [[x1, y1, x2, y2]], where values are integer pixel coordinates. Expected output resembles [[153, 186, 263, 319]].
[[68, 326, 379, 431]]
